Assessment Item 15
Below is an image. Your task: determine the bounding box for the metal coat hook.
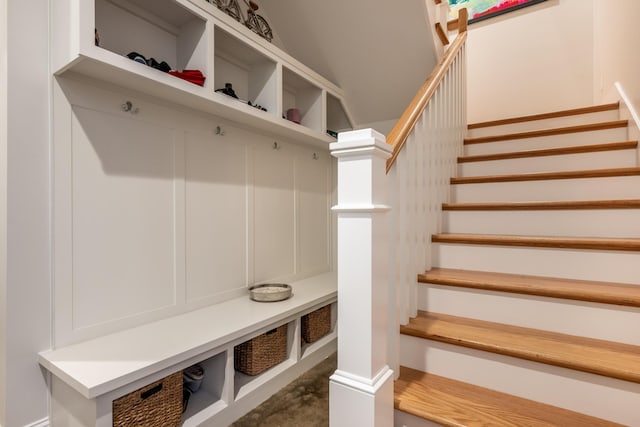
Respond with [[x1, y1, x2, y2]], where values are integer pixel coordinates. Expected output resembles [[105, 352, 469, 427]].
[[215, 125, 225, 136], [273, 141, 280, 150], [121, 101, 139, 114], [312, 152, 318, 160]]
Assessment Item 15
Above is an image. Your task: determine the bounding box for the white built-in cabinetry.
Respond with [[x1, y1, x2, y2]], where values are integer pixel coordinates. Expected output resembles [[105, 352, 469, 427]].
[[43, 0, 345, 424], [43, 275, 337, 427], [53, 0, 353, 146]]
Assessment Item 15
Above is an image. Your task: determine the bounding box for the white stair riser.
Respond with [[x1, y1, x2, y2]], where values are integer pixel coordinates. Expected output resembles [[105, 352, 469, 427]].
[[467, 110, 620, 138], [433, 243, 640, 284], [394, 411, 441, 427], [400, 336, 640, 426], [451, 176, 640, 202], [442, 209, 640, 238], [465, 127, 628, 156], [458, 149, 637, 176], [417, 285, 640, 345]]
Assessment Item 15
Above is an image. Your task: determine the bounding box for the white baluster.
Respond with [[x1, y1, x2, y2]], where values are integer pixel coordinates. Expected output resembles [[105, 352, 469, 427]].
[[396, 147, 409, 325]]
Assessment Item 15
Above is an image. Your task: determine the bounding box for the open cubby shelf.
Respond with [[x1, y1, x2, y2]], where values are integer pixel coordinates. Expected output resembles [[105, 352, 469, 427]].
[[301, 302, 337, 359], [181, 351, 227, 420], [56, 0, 352, 148]]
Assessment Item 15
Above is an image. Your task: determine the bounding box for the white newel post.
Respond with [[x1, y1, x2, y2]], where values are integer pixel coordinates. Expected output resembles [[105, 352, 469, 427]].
[[329, 129, 394, 427]]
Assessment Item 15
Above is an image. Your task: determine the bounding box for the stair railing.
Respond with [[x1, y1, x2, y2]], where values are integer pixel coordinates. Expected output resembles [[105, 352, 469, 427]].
[[388, 16, 468, 326], [329, 8, 468, 427]]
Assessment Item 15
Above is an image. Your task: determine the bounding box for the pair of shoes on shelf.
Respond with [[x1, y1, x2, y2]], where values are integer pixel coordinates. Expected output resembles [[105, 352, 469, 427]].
[[126, 52, 171, 72], [215, 82, 238, 99], [182, 363, 205, 414], [248, 100, 267, 112]]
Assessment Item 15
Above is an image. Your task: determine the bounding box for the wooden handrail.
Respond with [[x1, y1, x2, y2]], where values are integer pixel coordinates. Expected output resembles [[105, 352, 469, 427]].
[[435, 23, 450, 46], [458, 7, 468, 33], [386, 9, 468, 172], [447, 7, 469, 32]]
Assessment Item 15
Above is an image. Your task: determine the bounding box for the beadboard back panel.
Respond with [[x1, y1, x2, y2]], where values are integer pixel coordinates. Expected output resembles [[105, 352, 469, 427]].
[[53, 75, 332, 347]]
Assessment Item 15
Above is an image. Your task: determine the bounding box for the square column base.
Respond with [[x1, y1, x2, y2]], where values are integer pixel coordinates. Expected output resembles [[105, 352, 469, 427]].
[[329, 367, 394, 427]]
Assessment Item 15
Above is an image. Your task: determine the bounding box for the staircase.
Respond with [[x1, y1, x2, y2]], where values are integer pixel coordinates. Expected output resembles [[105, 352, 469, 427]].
[[394, 103, 640, 426]]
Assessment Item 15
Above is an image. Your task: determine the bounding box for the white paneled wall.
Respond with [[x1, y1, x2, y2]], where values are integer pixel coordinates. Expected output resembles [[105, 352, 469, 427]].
[[71, 106, 178, 328], [53, 76, 332, 347], [185, 129, 248, 303]]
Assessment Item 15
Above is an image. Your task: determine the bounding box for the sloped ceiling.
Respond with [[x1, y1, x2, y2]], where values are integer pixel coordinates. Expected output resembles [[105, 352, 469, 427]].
[[259, 0, 438, 126]]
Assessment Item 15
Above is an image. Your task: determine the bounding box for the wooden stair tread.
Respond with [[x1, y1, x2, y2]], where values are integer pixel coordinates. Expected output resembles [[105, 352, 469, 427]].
[[458, 140, 637, 163], [464, 120, 628, 145], [468, 102, 620, 130], [418, 268, 640, 307], [395, 367, 624, 427], [400, 312, 640, 383], [443, 199, 640, 210], [451, 167, 640, 184], [432, 233, 640, 251]]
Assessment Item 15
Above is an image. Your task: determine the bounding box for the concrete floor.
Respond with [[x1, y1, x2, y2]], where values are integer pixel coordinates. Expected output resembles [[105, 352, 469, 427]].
[[231, 353, 337, 427]]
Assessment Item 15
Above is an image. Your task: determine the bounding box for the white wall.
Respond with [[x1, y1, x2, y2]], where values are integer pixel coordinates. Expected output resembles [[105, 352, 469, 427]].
[[260, 0, 438, 125], [357, 119, 398, 137], [466, 0, 595, 123], [0, 0, 7, 424], [5, 1, 51, 426], [592, 0, 640, 109]]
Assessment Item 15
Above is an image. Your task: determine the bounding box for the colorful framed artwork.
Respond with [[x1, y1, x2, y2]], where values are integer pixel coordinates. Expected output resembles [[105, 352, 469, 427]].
[[449, 0, 548, 25]]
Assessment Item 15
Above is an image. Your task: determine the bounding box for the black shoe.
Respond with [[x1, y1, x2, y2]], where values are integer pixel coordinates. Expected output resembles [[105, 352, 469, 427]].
[[126, 51, 147, 65], [182, 388, 191, 413], [148, 57, 172, 72], [215, 83, 238, 99]]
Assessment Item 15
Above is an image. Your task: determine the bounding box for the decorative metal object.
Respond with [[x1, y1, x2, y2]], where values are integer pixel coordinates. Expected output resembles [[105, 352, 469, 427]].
[[207, 0, 273, 42], [248, 284, 292, 302]]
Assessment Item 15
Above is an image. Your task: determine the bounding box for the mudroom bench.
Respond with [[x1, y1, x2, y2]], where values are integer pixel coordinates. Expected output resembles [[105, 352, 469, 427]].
[[39, 273, 337, 427]]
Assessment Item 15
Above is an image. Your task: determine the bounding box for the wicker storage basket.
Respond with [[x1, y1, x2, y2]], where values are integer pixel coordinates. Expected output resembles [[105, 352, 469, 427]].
[[234, 324, 288, 376], [112, 371, 183, 427], [301, 304, 331, 343]]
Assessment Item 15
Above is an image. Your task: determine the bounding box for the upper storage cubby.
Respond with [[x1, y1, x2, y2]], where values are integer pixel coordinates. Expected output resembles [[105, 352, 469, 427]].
[[95, 0, 208, 80], [214, 26, 278, 117], [53, 0, 353, 147], [282, 67, 323, 132], [326, 93, 353, 136]]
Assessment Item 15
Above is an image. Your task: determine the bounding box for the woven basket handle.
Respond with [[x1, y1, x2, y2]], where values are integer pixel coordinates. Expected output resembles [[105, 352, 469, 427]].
[[141, 383, 163, 400]]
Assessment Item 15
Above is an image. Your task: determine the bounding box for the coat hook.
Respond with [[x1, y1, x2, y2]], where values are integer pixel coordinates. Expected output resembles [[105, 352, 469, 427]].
[[312, 152, 318, 160], [121, 101, 139, 114], [215, 125, 225, 136], [273, 141, 280, 150]]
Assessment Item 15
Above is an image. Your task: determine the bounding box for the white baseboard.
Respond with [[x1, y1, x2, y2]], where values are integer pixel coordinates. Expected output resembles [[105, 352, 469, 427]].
[[24, 418, 49, 427]]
